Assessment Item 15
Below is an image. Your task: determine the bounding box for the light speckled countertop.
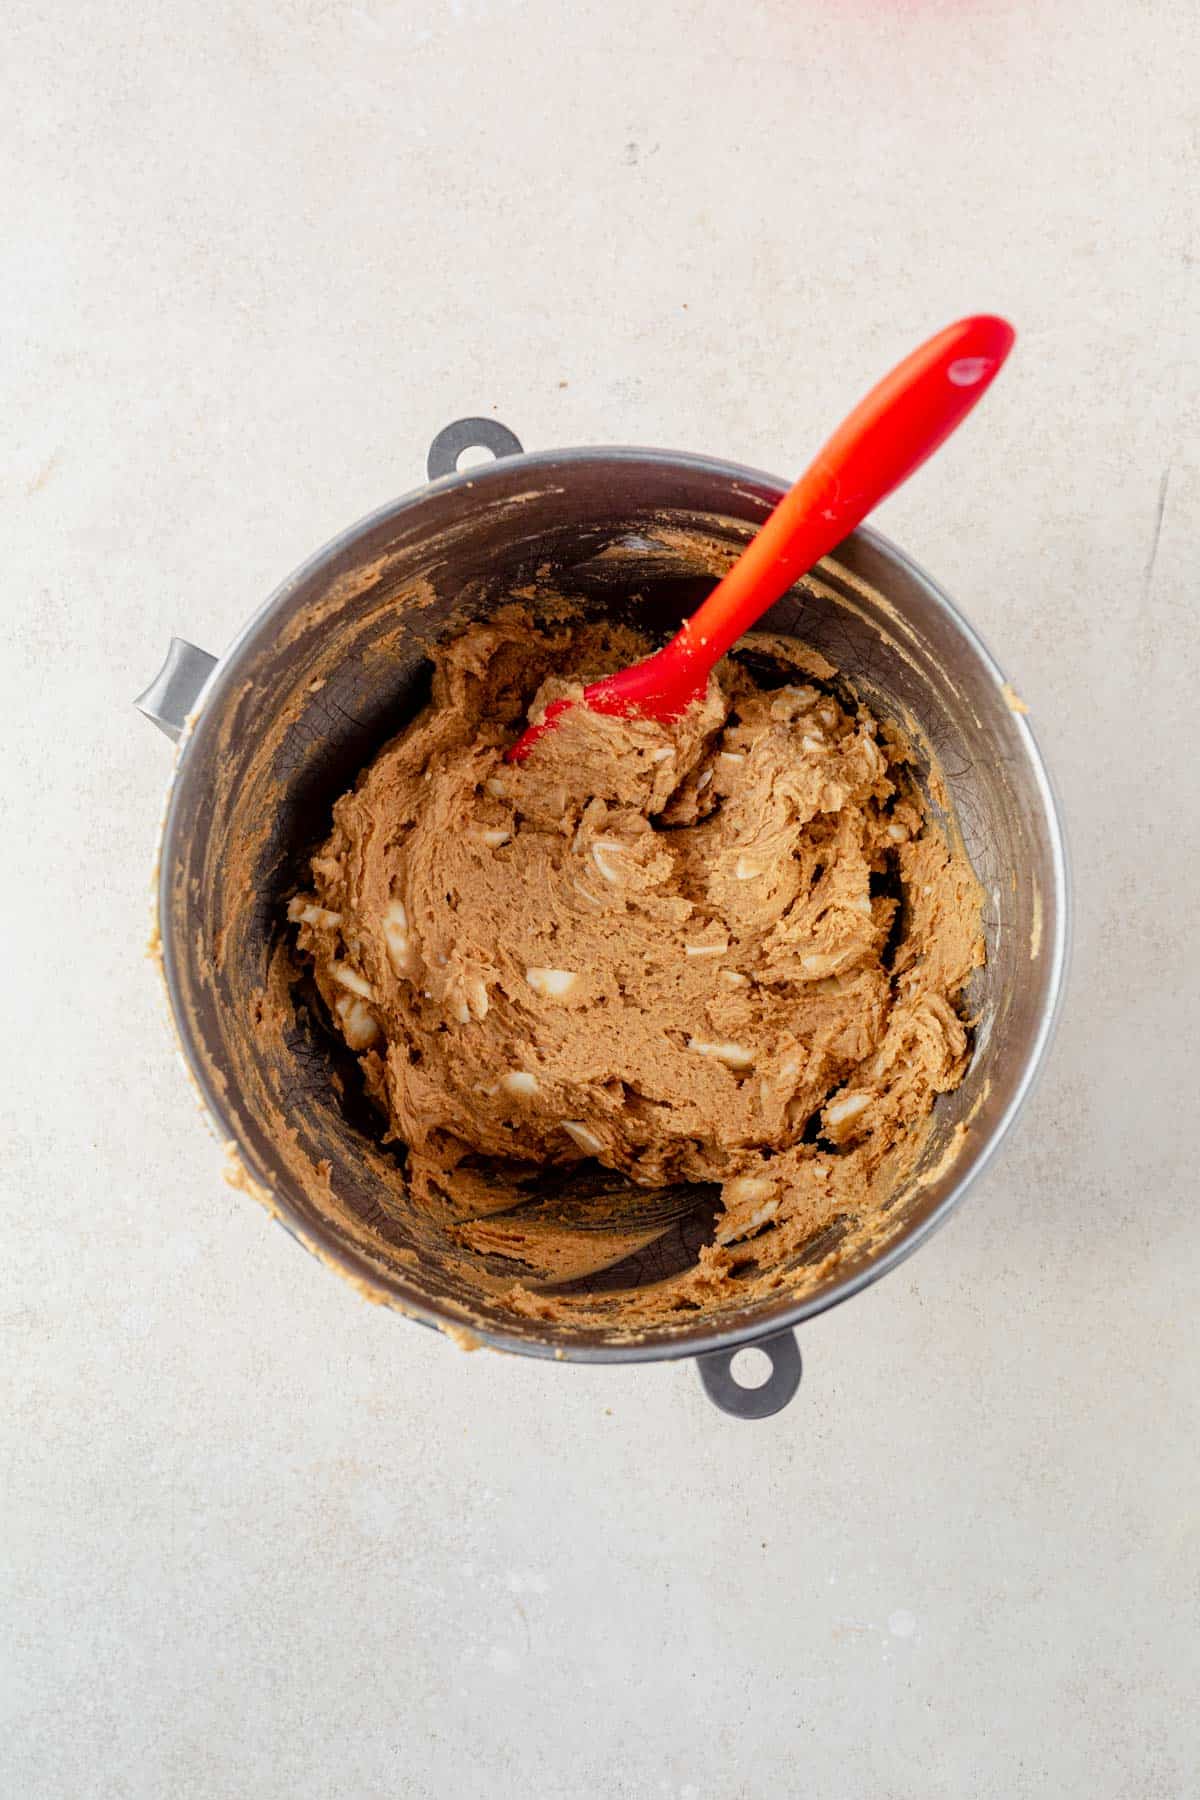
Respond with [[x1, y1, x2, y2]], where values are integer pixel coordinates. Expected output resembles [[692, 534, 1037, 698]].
[[4, 2, 1198, 1794]]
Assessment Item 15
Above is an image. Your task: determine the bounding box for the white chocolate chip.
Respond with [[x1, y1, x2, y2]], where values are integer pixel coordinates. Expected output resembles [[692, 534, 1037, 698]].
[[526, 967, 578, 999], [287, 898, 342, 929], [684, 940, 730, 957], [887, 822, 909, 843], [719, 751, 745, 767], [447, 970, 489, 1023], [382, 899, 415, 977], [501, 1070, 539, 1098], [715, 1177, 780, 1244], [826, 1091, 871, 1128], [734, 855, 761, 881], [719, 969, 748, 987], [746, 1198, 779, 1232], [818, 705, 837, 727], [696, 769, 714, 792], [800, 951, 845, 977], [485, 776, 509, 799], [331, 963, 375, 1000], [560, 1119, 604, 1155], [334, 992, 380, 1049], [478, 828, 511, 848], [651, 746, 674, 763], [687, 1037, 755, 1070], [591, 839, 627, 884], [724, 1174, 775, 1207]]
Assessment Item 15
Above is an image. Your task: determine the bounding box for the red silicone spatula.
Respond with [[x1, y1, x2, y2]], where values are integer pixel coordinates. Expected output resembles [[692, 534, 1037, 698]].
[[507, 314, 1015, 762]]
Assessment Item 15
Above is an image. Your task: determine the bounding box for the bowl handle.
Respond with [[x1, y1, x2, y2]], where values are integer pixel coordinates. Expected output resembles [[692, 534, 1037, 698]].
[[427, 418, 524, 481], [697, 1329, 803, 1420], [134, 637, 218, 741]]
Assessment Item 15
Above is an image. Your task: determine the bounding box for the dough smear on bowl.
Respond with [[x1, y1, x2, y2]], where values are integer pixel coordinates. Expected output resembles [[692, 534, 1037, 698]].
[[290, 606, 983, 1311]]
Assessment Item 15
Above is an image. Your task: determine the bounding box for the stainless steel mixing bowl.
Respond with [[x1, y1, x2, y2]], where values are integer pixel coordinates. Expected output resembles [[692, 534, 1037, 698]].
[[137, 418, 1068, 1418]]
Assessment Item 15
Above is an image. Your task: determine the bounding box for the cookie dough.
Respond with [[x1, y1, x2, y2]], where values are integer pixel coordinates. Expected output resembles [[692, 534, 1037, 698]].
[[290, 607, 983, 1293]]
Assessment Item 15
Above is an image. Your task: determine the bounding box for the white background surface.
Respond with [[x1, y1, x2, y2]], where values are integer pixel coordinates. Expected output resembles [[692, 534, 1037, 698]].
[[4, 1, 1199, 1794]]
